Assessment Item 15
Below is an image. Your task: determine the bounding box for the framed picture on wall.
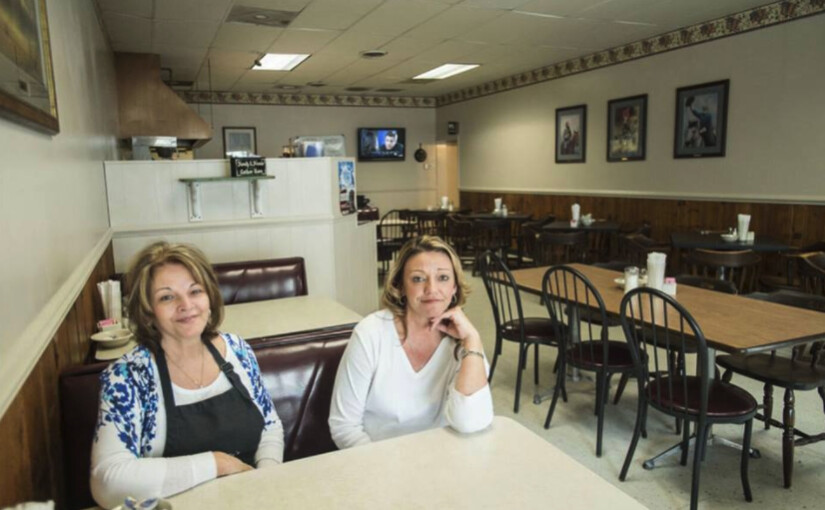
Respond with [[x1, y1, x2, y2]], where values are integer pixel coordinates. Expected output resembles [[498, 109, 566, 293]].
[[223, 126, 257, 157], [0, 0, 59, 134], [555, 104, 586, 163], [607, 94, 647, 162], [674, 79, 729, 158]]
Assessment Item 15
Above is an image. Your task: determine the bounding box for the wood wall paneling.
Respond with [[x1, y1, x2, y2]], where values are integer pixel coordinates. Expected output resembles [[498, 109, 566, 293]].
[[0, 243, 114, 509], [461, 191, 825, 276]]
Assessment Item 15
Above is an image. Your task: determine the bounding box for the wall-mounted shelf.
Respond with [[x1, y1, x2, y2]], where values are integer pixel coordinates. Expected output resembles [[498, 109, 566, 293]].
[[179, 176, 275, 221]]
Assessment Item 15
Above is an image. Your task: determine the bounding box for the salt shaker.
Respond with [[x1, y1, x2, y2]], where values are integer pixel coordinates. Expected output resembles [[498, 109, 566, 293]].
[[624, 266, 639, 293], [501, 204, 508, 217]]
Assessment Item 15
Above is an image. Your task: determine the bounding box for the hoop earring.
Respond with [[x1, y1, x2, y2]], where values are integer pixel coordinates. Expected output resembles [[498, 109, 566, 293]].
[[450, 294, 458, 306]]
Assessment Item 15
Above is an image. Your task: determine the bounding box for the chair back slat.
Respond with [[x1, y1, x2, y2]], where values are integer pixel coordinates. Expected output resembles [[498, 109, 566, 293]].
[[542, 266, 610, 365], [621, 288, 709, 419], [478, 251, 524, 340]]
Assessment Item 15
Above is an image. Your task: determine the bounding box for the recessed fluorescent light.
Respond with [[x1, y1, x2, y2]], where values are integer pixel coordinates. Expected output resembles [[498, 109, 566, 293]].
[[253, 53, 310, 71], [414, 63, 479, 80]]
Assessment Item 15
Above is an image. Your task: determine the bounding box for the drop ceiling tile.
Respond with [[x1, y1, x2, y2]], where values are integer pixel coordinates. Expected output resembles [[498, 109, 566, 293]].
[[153, 20, 220, 49], [347, 0, 450, 38], [576, 0, 662, 21], [316, 31, 393, 57], [376, 37, 443, 61], [205, 49, 260, 70], [96, 0, 152, 18], [517, 0, 605, 17], [102, 12, 151, 47], [403, 4, 506, 41], [457, 0, 532, 10], [414, 40, 487, 63], [290, 0, 383, 30], [238, 69, 289, 83], [211, 23, 283, 52], [155, 0, 232, 21], [265, 28, 342, 54]]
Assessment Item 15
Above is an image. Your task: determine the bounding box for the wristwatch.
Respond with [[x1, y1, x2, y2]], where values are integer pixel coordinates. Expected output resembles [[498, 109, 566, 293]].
[[460, 347, 484, 361]]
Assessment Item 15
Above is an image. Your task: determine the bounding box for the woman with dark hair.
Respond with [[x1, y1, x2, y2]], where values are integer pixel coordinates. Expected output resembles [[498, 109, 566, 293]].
[[91, 241, 283, 508], [329, 236, 493, 449]]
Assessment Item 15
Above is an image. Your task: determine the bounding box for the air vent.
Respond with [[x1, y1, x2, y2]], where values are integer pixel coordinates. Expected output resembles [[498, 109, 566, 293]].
[[345, 87, 372, 92], [226, 5, 301, 27], [360, 50, 388, 59], [375, 88, 403, 92], [273, 84, 301, 90], [306, 81, 326, 87]]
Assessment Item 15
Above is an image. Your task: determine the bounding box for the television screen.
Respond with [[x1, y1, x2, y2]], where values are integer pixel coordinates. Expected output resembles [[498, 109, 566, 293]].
[[358, 128, 406, 161]]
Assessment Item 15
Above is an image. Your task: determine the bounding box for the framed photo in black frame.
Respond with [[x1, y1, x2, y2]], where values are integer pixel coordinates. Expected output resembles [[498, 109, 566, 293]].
[[555, 104, 586, 163], [223, 126, 257, 157], [607, 94, 647, 162], [674, 79, 729, 158]]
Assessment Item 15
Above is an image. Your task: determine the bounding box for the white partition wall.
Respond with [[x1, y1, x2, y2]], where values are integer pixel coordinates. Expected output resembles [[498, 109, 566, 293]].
[[105, 157, 378, 315]]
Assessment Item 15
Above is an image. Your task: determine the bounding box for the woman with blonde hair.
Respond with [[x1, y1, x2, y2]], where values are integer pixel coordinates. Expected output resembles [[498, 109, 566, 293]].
[[91, 241, 283, 508], [329, 236, 493, 448]]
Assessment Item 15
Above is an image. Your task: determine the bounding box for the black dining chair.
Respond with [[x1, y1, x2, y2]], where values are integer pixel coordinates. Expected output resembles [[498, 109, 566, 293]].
[[716, 289, 825, 488], [477, 251, 559, 413], [684, 248, 762, 294], [618, 287, 757, 510], [472, 219, 511, 276], [541, 265, 635, 457], [376, 209, 413, 276]]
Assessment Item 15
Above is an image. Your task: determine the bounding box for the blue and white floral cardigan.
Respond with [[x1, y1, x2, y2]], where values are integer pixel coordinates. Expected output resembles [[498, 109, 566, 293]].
[[90, 333, 283, 509]]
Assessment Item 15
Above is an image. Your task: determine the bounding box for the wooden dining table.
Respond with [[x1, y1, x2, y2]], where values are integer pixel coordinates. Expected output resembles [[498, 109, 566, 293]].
[[510, 264, 825, 355]]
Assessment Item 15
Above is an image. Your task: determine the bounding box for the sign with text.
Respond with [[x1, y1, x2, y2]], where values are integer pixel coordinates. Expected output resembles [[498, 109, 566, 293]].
[[230, 156, 267, 177]]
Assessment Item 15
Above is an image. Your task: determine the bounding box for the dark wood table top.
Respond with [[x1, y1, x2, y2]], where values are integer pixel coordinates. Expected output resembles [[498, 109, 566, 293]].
[[510, 263, 825, 355], [543, 220, 620, 232], [670, 232, 791, 252], [464, 212, 533, 221]]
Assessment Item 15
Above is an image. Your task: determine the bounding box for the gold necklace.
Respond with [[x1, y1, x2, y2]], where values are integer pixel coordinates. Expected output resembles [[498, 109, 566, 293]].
[[165, 343, 206, 388]]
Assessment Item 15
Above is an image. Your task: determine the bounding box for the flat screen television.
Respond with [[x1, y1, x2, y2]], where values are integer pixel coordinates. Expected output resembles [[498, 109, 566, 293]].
[[357, 127, 406, 161]]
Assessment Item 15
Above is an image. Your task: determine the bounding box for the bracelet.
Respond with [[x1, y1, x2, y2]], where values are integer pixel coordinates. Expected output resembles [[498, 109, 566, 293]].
[[460, 348, 484, 361]]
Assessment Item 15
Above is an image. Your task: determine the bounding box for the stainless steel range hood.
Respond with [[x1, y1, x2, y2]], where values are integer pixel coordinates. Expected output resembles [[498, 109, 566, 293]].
[[115, 53, 212, 150]]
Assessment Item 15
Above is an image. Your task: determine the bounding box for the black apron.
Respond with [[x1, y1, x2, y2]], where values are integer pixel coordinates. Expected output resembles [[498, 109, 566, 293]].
[[156, 339, 264, 466]]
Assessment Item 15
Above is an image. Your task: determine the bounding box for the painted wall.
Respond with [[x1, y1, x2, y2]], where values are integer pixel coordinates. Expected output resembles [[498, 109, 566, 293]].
[[436, 15, 825, 204], [0, 0, 118, 416], [192, 104, 439, 213], [105, 158, 378, 316]]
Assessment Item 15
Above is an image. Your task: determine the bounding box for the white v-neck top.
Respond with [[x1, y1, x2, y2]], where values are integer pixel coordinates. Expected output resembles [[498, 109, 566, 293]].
[[329, 310, 494, 449]]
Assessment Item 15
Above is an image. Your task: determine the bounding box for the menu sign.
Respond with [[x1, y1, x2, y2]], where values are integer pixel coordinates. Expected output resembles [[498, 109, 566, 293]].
[[230, 157, 266, 177]]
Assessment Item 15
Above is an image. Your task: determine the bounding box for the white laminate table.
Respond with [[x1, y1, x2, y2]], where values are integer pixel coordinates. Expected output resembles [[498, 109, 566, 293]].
[[221, 295, 363, 342], [169, 416, 648, 509]]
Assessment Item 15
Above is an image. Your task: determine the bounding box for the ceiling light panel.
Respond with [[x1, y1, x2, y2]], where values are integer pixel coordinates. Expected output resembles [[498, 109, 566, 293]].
[[414, 63, 479, 80], [254, 53, 311, 70]]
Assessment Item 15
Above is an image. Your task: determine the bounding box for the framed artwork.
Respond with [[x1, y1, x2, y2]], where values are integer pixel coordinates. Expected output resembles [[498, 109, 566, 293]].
[[0, 0, 59, 134], [674, 79, 729, 158], [607, 94, 647, 162], [555, 104, 586, 163], [223, 126, 257, 157]]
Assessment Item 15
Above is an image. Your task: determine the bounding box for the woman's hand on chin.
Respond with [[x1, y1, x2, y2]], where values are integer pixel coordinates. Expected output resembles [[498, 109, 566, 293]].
[[213, 451, 254, 477], [430, 307, 482, 349]]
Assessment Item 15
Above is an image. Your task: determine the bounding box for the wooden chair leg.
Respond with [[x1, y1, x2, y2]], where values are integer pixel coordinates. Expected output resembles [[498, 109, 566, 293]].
[[763, 383, 773, 430], [613, 372, 629, 405], [782, 388, 795, 489], [620, 377, 646, 481], [741, 419, 754, 502]]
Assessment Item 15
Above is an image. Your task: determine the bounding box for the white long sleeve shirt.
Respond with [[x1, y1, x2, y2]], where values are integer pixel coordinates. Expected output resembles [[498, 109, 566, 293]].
[[91, 334, 283, 509], [329, 310, 493, 449]]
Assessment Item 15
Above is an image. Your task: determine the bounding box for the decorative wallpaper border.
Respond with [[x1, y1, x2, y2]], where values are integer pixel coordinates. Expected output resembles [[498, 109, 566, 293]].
[[181, 0, 824, 109], [181, 90, 436, 108], [436, 0, 825, 107]]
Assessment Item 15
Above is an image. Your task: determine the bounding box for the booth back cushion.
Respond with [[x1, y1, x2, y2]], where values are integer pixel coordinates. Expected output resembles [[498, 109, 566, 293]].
[[212, 257, 307, 305]]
